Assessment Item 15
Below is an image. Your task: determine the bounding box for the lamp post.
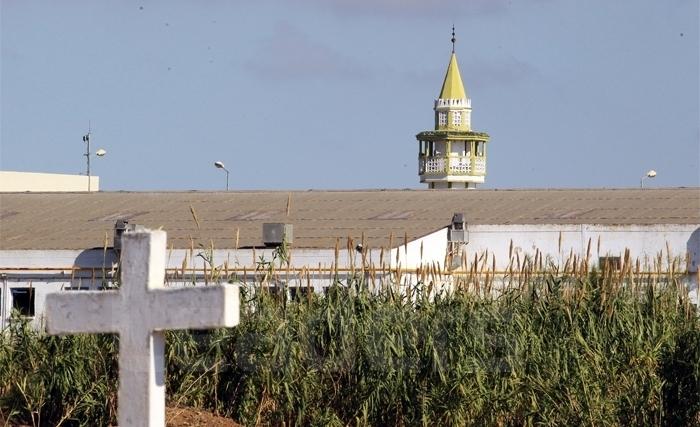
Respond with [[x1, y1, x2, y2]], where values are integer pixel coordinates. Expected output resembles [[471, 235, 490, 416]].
[[82, 128, 107, 192], [640, 169, 657, 189], [214, 161, 229, 191]]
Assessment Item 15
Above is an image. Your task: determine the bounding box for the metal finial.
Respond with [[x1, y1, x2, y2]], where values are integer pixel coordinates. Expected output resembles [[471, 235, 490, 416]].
[[451, 26, 456, 53]]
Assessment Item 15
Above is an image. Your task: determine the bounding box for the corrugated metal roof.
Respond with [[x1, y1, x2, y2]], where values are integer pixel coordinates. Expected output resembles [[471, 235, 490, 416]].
[[1, 188, 698, 250]]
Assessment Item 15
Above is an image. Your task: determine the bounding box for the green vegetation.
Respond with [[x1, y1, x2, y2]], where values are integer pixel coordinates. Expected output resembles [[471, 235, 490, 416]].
[[0, 270, 698, 426]]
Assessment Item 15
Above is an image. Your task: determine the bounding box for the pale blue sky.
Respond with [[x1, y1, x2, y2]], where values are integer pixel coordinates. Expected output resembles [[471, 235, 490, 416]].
[[1, 0, 698, 191]]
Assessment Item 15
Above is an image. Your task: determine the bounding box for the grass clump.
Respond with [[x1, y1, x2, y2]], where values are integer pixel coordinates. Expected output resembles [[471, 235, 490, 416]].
[[1, 273, 698, 426]]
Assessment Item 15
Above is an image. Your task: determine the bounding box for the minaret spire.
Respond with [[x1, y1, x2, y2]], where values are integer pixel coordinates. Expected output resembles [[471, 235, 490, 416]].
[[451, 26, 456, 53]]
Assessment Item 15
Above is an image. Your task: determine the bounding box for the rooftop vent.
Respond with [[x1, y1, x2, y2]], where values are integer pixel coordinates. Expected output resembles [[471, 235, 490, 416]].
[[113, 219, 145, 252], [263, 223, 293, 247], [448, 213, 467, 243]]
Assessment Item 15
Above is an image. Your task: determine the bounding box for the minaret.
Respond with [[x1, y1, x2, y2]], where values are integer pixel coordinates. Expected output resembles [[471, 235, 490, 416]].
[[416, 28, 490, 189]]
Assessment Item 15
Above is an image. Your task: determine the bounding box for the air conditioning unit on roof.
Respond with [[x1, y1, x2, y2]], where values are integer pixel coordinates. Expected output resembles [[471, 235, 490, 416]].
[[448, 213, 467, 243], [263, 223, 293, 247]]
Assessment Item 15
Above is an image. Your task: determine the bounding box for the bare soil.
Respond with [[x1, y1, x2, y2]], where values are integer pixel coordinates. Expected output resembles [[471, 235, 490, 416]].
[[0, 407, 241, 427], [166, 406, 242, 427]]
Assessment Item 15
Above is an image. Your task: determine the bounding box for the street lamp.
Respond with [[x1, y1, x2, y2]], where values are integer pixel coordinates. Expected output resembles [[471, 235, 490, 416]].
[[214, 161, 229, 191], [82, 129, 107, 192], [640, 169, 657, 189]]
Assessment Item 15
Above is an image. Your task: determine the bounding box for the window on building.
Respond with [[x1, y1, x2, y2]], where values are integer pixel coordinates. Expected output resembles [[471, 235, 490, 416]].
[[453, 111, 462, 125], [289, 287, 312, 301], [599, 256, 621, 271], [438, 112, 447, 126], [65, 286, 90, 291], [11, 288, 35, 317], [264, 285, 283, 298]]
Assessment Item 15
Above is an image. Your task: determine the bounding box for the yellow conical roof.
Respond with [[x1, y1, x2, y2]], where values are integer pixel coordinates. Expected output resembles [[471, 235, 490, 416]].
[[438, 53, 467, 99]]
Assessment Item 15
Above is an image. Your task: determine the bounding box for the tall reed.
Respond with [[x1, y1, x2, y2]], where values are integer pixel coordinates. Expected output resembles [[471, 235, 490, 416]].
[[0, 269, 698, 425]]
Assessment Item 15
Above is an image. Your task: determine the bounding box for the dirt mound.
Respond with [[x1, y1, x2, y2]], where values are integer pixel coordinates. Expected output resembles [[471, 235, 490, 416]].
[[166, 407, 241, 427]]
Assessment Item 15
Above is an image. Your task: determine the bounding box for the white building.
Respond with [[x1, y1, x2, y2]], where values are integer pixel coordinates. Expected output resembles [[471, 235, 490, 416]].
[[0, 171, 99, 192], [1, 188, 698, 327]]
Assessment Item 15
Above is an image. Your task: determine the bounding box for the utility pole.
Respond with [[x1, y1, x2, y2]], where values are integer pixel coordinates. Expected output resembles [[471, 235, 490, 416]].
[[83, 124, 92, 192]]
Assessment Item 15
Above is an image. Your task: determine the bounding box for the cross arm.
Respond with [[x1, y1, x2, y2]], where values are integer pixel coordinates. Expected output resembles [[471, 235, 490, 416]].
[[147, 284, 239, 331], [45, 291, 122, 335]]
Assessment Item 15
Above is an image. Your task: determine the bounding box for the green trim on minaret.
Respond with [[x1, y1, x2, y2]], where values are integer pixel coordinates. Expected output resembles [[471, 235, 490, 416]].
[[438, 53, 467, 100]]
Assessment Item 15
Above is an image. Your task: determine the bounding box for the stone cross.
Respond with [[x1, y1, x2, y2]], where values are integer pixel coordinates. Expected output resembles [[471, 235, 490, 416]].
[[45, 230, 239, 427]]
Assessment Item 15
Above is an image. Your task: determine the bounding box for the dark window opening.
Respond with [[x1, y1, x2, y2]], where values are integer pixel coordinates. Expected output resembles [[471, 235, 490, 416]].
[[11, 288, 35, 317], [599, 256, 621, 271], [289, 287, 312, 301], [65, 286, 90, 291], [263, 285, 282, 297]]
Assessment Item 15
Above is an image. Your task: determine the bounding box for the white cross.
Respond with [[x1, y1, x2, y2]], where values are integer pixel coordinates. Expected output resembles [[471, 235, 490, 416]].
[[45, 230, 239, 427]]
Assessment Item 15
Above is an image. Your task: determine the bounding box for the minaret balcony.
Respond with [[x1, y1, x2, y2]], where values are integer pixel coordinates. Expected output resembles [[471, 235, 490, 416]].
[[434, 98, 471, 109], [418, 154, 486, 182]]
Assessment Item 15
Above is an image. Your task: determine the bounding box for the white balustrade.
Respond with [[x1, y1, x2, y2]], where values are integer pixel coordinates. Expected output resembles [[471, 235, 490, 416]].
[[421, 156, 487, 176], [448, 157, 472, 175], [424, 157, 445, 174], [474, 158, 486, 174]]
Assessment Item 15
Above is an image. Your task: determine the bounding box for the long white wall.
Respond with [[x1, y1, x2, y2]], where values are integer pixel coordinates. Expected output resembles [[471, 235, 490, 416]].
[[465, 224, 699, 272], [1, 223, 698, 328]]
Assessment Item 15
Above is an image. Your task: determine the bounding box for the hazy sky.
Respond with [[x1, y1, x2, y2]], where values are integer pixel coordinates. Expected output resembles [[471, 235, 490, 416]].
[[1, 0, 698, 191]]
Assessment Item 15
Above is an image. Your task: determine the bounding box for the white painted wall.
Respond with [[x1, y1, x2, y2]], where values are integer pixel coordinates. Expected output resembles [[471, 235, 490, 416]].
[[464, 224, 698, 272], [390, 228, 448, 270], [0, 171, 99, 192], [1, 222, 698, 327]]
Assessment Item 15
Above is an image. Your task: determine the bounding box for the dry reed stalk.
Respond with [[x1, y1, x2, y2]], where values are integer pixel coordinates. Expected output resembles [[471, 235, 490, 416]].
[[563, 256, 571, 276], [509, 239, 514, 259], [180, 257, 187, 280], [360, 233, 367, 270], [585, 238, 592, 272], [334, 239, 339, 274], [558, 232, 562, 254], [347, 236, 355, 276], [188, 205, 201, 230]]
